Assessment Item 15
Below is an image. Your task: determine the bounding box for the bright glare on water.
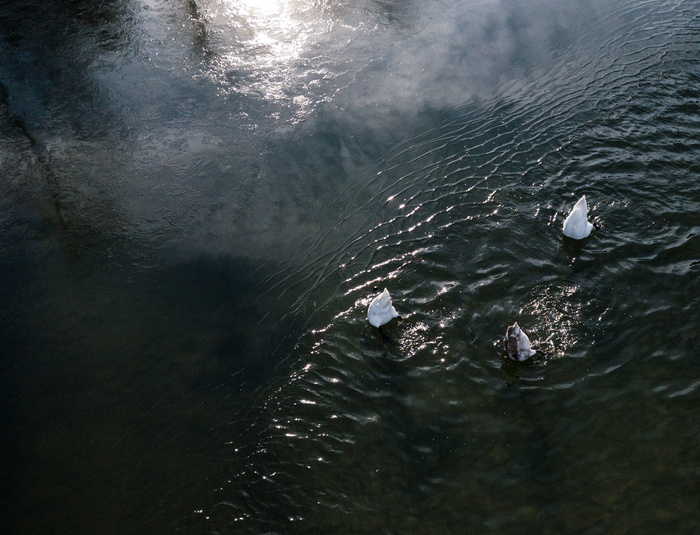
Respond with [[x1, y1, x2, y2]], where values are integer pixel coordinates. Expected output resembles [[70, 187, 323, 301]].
[[0, 0, 699, 534]]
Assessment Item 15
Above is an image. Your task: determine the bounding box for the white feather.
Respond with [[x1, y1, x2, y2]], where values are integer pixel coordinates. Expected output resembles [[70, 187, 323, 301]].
[[562, 195, 594, 240], [367, 288, 399, 328]]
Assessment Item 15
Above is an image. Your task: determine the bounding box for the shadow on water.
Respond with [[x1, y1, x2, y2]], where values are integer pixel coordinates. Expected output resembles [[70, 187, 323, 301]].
[[0, 79, 86, 247], [0, 244, 303, 534], [0, 242, 36, 535], [150, 254, 299, 393]]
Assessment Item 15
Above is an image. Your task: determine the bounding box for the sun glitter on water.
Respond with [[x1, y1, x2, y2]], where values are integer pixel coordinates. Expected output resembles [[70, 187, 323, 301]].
[[213, 0, 318, 112], [236, 0, 287, 15]]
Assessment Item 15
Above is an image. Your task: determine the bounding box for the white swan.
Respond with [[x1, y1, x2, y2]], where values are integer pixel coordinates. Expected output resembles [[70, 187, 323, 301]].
[[367, 288, 399, 328], [504, 322, 536, 361], [562, 195, 594, 239]]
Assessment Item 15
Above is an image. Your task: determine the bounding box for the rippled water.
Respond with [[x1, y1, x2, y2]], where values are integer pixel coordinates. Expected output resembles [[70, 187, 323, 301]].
[[1, 0, 699, 533]]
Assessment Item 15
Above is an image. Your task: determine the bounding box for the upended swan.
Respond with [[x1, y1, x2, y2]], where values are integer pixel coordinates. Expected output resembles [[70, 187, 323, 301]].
[[562, 195, 594, 240], [367, 288, 400, 328], [505, 322, 536, 361]]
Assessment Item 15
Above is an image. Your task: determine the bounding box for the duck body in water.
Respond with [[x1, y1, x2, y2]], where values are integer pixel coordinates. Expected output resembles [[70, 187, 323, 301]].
[[367, 288, 399, 328], [562, 195, 594, 239], [505, 322, 536, 361]]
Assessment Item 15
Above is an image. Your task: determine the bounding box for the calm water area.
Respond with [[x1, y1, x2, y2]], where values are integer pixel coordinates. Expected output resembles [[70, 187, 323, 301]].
[[1, 0, 699, 533]]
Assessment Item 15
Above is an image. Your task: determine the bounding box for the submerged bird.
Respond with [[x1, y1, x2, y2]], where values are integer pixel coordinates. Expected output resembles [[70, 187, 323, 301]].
[[562, 195, 594, 239], [504, 322, 536, 361], [367, 288, 400, 328]]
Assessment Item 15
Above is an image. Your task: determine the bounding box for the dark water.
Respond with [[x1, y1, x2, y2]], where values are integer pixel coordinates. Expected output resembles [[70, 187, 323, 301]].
[[1, 0, 699, 533]]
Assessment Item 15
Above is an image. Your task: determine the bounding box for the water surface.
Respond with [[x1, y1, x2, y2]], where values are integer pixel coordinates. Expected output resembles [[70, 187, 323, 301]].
[[1, 0, 699, 533]]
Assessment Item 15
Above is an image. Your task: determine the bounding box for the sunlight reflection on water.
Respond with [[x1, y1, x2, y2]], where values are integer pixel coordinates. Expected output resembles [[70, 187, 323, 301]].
[[199, 0, 334, 116]]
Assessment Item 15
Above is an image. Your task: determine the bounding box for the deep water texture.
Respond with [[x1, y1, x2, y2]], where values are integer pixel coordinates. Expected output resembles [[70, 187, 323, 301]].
[[1, 0, 699, 533]]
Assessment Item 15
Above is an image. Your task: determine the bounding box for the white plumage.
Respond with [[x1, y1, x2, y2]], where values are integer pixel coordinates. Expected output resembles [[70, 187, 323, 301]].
[[562, 195, 594, 239], [367, 288, 399, 328], [504, 322, 536, 361]]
